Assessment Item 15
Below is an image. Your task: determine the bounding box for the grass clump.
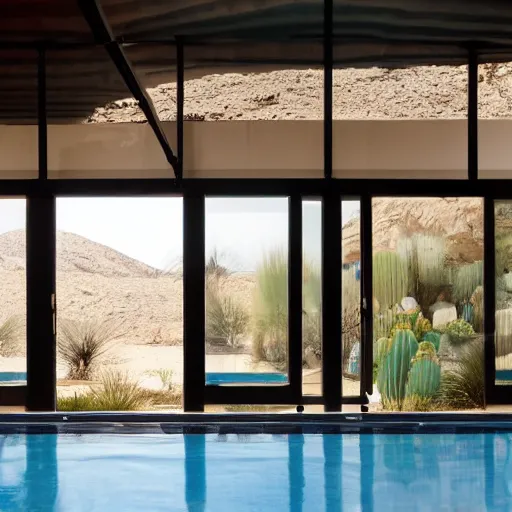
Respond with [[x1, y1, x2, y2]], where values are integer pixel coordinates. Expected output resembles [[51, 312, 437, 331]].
[[0, 316, 23, 357], [58, 318, 125, 380], [439, 341, 485, 409], [57, 371, 149, 412]]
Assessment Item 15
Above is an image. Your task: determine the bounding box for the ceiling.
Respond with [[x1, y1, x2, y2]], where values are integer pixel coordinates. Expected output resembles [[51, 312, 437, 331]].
[[2, 0, 512, 123]]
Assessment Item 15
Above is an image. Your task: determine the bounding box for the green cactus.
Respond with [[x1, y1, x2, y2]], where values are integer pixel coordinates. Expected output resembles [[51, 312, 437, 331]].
[[413, 315, 432, 341], [375, 337, 390, 364], [470, 286, 483, 333], [373, 252, 408, 310], [453, 261, 483, 303], [405, 358, 441, 399], [446, 318, 475, 346], [422, 331, 441, 352], [374, 309, 394, 340], [416, 341, 437, 359], [377, 329, 419, 408]]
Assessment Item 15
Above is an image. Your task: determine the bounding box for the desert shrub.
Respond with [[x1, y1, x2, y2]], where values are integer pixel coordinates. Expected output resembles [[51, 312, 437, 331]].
[[148, 368, 174, 391], [142, 388, 182, 407], [58, 318, 125, 380], [57, 393, 98, 412], [205, 248, 229, 278], [303, 262, 322, 363], [91, 371, 149, 411], [439, 341, 484, 409], [206, 281, 249, 347], [0, 316, 23, 357], [252, 250, 288, 365]]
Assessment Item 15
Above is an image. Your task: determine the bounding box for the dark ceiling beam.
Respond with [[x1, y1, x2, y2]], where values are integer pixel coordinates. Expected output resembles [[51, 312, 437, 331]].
[[77, 0, 179, 179]]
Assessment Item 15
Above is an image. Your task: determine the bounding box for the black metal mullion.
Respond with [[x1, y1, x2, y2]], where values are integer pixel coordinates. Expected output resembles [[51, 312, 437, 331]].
[[177, 38, 184, 181], [37, 46, 47, 180], [360, 194, 374, 406], [289, 195, 303, 403], [322, 191, 342, 411], [324, 0, 333, 179], [483, 196, 496, 405], [77, 0, 179, 178], [26, 194, 56, 411], [183, 193, 205, 412], [468, 48, 478, 181]]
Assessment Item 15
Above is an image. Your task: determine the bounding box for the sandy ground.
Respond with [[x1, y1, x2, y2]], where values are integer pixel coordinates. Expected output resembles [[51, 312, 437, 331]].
[[0, 345, 361, 399]]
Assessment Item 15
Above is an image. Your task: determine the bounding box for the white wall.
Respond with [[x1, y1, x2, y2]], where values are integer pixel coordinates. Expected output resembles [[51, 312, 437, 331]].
[[0, 119, 510, 179]]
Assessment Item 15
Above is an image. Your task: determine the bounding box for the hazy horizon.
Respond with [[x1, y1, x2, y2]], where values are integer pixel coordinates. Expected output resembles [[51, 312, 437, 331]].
[[0, 198, 360, 271]]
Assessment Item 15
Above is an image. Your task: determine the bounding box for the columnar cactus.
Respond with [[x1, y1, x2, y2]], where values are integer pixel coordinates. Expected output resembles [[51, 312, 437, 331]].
[[377, 329, 419, 408], [375, 337, 390, 364], [373, 252, 408, 310]]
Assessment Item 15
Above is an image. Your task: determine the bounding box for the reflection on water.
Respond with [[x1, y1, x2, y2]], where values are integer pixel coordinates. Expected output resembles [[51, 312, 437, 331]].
[[0, 431, 511, 511]]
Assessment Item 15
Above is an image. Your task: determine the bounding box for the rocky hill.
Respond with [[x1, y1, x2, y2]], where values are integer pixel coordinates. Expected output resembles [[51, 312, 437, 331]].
[[342, 197, 484, 265], [89, 64, 512, 123]]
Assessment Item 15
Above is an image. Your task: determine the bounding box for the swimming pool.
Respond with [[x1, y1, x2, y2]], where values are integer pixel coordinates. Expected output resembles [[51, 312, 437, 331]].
[[1, 414, 512, 511]]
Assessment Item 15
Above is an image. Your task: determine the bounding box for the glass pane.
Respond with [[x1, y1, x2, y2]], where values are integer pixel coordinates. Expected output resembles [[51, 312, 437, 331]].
[[0, 50, 37, 178], [478, 59, 512, 178], [56, 197, 183, 411], [302, 199, 322, 396], [184, 41, 323, 178], [342, 200, 361, 397], [372, 197, 484, 411], [47, 47, 173, 179], [0, 199, 26, 385], [333, 43, 468, 179], [495, 201, 512, 384], [205, 197, 288, 385]]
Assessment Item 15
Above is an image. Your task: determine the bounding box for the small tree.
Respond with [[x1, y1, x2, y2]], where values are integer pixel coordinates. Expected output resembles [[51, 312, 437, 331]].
[[58, 318, 125, 380]]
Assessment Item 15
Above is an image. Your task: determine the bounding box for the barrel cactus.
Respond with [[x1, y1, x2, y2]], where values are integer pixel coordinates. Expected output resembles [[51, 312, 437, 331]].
[[377, 329, 419, 408], [422, 331, 441, 352], [446, 318, 475, 346], [405, 359, 441, 399], [414, 315, 432, 341], [416, 341, 437, 359], [373, 252, 408, 310]]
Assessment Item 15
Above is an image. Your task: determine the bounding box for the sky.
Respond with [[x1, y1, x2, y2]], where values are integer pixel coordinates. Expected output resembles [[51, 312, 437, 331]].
[[0, 198, 360, 271]]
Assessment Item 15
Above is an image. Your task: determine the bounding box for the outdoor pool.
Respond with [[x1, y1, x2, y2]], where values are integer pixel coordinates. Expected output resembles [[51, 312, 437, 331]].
[[0, 414, 511, 511]]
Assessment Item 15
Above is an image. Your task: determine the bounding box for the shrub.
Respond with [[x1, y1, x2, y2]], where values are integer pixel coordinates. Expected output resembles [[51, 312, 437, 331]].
[[0, 316, 23, 357], [148, 368, 174, 391], [446, 318, 475, 345], [91, 371, 149, 411], [205, 249, 229, 278], [252, 250, 288, 365], [206, 282, 249, 347], [57, 393, 98, 412], [58, 318, 125, 380], [439, 341, 484, 409]]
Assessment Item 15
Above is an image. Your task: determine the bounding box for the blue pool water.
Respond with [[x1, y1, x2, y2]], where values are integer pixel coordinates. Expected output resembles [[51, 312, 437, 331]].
[[0, 431, 511, 511], [0, 372, 26, 383]]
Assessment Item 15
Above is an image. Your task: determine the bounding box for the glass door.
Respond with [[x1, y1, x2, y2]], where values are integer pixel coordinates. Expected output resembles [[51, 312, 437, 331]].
[[370, 196, 485, 412]]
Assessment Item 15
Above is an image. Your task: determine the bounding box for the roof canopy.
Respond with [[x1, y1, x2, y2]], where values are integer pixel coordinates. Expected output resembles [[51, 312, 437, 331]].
[[3, 0, 512, 124]]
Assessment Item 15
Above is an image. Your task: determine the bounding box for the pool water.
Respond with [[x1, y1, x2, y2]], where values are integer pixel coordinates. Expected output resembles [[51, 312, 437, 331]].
[[0, 431, 510, 511]]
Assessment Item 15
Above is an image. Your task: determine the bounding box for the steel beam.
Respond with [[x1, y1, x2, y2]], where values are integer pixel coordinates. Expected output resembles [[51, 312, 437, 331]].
[[77, 0, 179, 179]]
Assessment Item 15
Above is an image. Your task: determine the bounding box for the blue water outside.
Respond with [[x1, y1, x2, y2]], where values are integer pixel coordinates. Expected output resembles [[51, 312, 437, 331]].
[[205, 373, 287, 385], [0, 432, 510, 511], [0, 372, 26, 383]]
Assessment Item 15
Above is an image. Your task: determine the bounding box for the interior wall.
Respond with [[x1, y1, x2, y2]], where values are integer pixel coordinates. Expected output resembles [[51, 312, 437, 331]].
[[0, 120, 510, 179]]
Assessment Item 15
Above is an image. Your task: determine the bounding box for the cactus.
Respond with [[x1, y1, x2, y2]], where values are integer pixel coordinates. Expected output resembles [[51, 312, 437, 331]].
[[413, 315, 432, 341], [405, 359, 441, 399], [373, 252, 408, 310], [416, 341, 437, 359], [446, 318, 475, 346], [377, 329, 419, 408], [453, 261, 483, 303], [374, 309, 394, 340], [422, 331, 441, 352], [462, 302, 474, 324], [375, 337, 390, 364], [470, 286, 483, 333]]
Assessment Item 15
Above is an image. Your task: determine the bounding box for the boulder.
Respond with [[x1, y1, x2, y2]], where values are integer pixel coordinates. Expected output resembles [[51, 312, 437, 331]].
[[431, 302, 457, 329], [504, 273, 512, 293], [401, 297, 418, 311]]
